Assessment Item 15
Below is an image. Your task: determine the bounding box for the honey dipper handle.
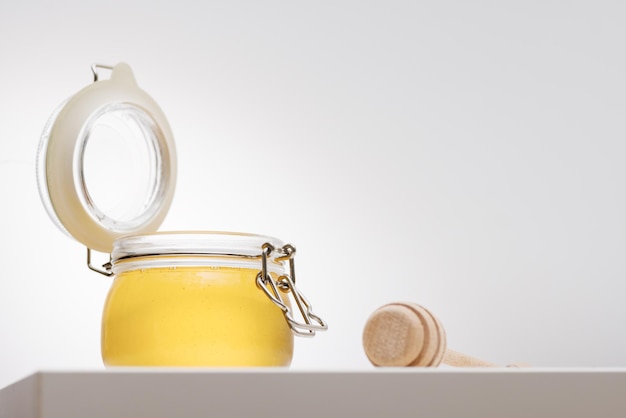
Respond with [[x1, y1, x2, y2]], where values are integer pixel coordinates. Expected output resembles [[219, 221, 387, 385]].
[[442, 349, 498, 367]]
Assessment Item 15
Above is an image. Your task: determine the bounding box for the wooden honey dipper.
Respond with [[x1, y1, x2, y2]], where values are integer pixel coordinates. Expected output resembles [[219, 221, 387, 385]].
[[363, 302, 522, 367]]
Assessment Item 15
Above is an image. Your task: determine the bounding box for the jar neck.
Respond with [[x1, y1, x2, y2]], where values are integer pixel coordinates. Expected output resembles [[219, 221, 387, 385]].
[[112, 254, 284, 275], [110, 231, 287, 275]]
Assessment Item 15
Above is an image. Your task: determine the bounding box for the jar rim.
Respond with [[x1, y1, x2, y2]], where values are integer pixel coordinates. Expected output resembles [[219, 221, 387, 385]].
[[111, 231, 286, 263]]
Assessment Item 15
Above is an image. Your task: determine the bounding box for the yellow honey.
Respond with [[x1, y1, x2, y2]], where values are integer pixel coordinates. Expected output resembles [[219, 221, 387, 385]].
[[101, 264, 294, 367]]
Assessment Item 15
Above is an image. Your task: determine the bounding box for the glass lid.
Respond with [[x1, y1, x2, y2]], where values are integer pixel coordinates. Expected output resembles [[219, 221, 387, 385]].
[[36, 63, 177, 253]]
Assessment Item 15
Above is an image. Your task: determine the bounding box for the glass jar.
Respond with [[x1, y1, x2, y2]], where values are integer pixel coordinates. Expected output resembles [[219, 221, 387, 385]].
[[102, 232, 307, 367], [37, 63, 327, 368]]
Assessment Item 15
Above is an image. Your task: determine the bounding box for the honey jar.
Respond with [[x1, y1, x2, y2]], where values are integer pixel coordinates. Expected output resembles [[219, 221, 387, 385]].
[[36, 63, 326, 367]]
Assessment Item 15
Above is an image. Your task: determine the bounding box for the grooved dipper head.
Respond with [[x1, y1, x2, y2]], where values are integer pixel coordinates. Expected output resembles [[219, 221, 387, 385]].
[[362, 302, 447, 367]]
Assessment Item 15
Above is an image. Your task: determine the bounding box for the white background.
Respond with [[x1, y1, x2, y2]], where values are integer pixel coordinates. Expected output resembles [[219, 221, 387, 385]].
[[1, 0, 626, 389]]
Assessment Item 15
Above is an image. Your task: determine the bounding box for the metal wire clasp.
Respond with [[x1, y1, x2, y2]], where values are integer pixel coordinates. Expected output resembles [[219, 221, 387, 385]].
[[91, 64, 114, 82], [87, 248, 113, 277], [256, 243, 328, 337]]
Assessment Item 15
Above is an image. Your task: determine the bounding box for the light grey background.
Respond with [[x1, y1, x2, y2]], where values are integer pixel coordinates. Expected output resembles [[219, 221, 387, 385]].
[[1, 0, 625, 388]]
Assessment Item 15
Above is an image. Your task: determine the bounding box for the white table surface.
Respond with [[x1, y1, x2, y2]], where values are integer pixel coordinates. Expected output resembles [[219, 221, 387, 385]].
[[1, 368, 625, 418]]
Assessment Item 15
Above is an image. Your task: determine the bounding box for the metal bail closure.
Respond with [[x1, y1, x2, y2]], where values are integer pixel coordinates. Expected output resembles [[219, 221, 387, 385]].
[[256, 243, 328, 337], [87, 248, 113, 277]]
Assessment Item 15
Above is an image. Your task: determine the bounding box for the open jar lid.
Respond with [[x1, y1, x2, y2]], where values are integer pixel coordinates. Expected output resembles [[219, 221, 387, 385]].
[[36, 63, 177, 253]]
